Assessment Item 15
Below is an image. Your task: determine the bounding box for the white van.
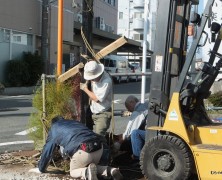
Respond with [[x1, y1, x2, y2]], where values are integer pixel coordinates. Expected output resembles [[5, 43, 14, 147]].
[[100, 55, 129, 83]]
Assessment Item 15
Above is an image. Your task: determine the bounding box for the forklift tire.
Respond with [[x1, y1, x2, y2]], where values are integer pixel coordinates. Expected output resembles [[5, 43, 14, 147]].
[[140, 135, 193, 180]]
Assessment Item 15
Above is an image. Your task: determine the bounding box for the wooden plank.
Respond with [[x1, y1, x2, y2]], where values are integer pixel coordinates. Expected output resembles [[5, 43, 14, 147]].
[[58, 62, 84, 82], [94, 36, 128, 61]]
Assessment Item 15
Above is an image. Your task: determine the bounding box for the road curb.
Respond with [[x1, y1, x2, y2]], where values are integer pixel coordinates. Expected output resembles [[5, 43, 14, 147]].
[[1, 86, 39, 96]]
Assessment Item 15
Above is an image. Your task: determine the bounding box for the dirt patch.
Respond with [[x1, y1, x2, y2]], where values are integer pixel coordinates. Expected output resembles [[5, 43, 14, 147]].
[[0, 150, 146, 180]]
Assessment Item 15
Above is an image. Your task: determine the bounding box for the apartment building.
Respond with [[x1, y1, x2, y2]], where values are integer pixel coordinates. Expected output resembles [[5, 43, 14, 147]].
[[117, 0, 156, 69], [0, 0, 118, 82], [117, 0, 157, 48]]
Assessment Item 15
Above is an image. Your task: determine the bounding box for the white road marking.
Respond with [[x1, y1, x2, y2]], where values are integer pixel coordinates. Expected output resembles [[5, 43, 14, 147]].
[[15, 127, 37, 135], [114, 99, 121, 104], [0, 140, 34, 147], [0, 95, 27, 99]]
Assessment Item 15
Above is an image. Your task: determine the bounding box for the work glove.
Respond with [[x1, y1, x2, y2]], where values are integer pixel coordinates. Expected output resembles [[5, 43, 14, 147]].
[[80, 81, 89, 90]]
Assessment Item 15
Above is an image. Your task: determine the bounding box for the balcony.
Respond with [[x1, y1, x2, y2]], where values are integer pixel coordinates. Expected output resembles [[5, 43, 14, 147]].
[[133, 18, 144, 30], [133, 0, 144, 8]]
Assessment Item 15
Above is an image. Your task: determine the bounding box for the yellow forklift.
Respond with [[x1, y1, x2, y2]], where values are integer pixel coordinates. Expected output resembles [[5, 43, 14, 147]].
[[140, 0, 222, 179]]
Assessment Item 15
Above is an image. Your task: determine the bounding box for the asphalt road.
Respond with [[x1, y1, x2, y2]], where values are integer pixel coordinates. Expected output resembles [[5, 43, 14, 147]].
[[0, 78, 151, 153]]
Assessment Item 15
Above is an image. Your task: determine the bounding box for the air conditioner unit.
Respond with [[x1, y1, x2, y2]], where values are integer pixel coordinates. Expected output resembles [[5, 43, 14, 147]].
[[96, 17, 105, 30], [77, 13, 82, 23], [100, 23, 105, 30], [100, 17, 104, 25], [100, 18, 105, 30]]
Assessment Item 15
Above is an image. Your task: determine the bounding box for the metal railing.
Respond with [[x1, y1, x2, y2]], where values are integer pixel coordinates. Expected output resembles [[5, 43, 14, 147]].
[[41, 74, 56, 143], [109, 72, 152, 77]]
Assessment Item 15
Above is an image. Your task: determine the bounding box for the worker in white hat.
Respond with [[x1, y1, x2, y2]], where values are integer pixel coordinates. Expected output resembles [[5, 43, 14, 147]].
[[80, 60, 113, 137]]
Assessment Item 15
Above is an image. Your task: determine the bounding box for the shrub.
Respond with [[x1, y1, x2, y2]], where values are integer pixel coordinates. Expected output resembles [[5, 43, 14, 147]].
[[0, 82, 5, 94], [28, 76, 81, 148], [23, 52, 44, 86], [208, 91, 222, 107], [4, 52, 44, 87], [4, 59, 30, 87]]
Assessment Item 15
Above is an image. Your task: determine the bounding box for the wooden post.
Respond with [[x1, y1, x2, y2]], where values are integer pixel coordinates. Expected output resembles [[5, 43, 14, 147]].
[[95, 36, 128, 61], [81, 0, 93, 128], [58, 63, 84, 82]]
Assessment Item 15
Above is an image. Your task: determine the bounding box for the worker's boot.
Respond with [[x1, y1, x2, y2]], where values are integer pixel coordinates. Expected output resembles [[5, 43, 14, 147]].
[[107, 167, 124, 180], [85, 163, 98, 180]]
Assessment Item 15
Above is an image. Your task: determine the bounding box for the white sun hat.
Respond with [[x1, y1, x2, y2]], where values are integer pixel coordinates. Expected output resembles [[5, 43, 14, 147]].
[[84, 61, 105, 80]]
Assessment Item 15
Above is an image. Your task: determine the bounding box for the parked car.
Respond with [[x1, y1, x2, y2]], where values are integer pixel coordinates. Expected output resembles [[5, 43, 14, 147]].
[[100, 55, 130, 83], [128, 63, 142, 82]]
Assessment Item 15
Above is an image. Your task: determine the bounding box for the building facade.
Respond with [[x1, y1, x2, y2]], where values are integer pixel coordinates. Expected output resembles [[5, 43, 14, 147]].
[[0, 0, 118, 82]]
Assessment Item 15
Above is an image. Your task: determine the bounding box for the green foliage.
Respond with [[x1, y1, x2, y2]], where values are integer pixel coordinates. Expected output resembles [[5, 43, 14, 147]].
[[28, 80, 77, 148], [5, 59, 30, 87], [0, 82, 5, 94], [23, 52, 44, 86], [4, 52, 44, 87], [208, 91, 222, 107]]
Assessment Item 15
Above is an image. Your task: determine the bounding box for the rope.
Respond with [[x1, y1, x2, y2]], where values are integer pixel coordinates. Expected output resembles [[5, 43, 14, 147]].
[[80, 27, 103, 61], [81, 27, 97, 60]]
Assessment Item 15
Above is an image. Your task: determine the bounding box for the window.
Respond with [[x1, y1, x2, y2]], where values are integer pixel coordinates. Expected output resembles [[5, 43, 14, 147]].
[[134, 12, 143, 18], [0, 29, 10, 42], [118, 61, 126, 68], [13, 35, 21, 43], [111, 0, 115, 6], [119, 12, 123, 19], [133, 34, 144, 40], [109, 60, 116, 67], [27, 34, 33, 46], [12, 32, 33, 45]]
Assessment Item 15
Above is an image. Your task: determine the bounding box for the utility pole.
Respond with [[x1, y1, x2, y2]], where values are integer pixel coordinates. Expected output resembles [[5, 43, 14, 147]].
[[57, 0, 63, 76], [141, 0, 149, 103], [41, 0, 49, 74], [82, 0, 93, 57], [81, 0, 93, 128]]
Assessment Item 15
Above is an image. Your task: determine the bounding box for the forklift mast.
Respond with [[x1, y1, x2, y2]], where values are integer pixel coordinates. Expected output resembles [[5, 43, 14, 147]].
[[147, 0, 196, 139], [146, 0, 220, 140]]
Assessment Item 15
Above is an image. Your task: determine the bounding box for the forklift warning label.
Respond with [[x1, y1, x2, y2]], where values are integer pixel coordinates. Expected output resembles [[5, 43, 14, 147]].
[[169, 109, 178, 121], [155, 55, 163, 72]]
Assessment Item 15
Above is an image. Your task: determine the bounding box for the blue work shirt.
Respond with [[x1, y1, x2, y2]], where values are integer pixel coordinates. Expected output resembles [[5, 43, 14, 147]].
[[38, 117, 99, 172]]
